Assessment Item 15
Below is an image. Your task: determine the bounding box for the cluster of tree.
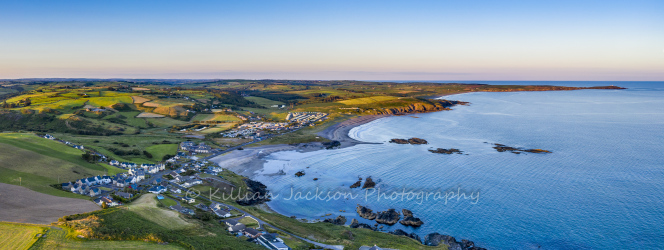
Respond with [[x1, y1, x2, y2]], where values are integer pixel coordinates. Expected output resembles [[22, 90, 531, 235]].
[[0, 111, 121, 136], [246, 90, 303, 103], [105, 147, 141, 156], [81, 152, 102, 163], [208, 90, 263, 108], [162, 154, 174, 161], [143, 150, 153, 159]]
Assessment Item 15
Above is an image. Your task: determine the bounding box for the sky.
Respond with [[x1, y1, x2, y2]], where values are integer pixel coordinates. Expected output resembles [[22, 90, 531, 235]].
[[0, 0, 662, 81]]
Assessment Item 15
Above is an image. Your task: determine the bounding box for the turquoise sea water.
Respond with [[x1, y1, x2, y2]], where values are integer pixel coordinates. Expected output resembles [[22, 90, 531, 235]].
[[254, 82, 664, 249]]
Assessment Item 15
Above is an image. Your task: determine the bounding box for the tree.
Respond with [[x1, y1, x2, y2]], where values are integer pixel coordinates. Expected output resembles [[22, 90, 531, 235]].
[[24, 98, 31, 107], [101, 201, 109, 209]]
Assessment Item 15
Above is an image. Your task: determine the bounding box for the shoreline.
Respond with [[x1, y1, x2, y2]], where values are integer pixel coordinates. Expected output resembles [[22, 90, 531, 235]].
[[209, 114, 389, 179]]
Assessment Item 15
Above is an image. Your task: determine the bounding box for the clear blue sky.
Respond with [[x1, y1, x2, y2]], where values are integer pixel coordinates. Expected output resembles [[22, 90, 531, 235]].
[[1, 0, 662, 80]]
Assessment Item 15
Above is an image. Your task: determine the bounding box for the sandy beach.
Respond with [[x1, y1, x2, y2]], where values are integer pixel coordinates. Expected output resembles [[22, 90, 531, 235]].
[[209, 115, 388, 178]]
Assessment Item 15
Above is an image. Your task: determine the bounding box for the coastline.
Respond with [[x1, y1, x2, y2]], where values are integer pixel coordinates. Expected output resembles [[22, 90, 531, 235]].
[[209, 114, 389, 179]]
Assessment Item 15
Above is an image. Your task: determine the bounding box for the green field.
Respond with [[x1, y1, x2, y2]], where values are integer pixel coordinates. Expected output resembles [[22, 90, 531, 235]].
[[127, 194, 194, 230], [144, 144, 178, 162], [0, 133, 106, 198], [244, 96, 285, 108], [199, 123, 236, 134], [238, 217, 259, 228], [103, 111, 149, 128], [160, 197, 178, 207], [30, 226, 181, 250], [338, 95, 399, 105], [58, 207, 263, 249], [99, 163, 127, 176], [0, 222, 47, 250], [191, 113, 241, 122]]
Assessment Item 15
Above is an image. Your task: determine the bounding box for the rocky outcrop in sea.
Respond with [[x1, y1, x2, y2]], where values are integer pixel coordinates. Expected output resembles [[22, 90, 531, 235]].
[[424, 233, 486, 250], [362, 177, 376, 189], [399, 209, 424, 227], [375, 208, 400, 225], [490, 143, 551, 154], [429, 148, 463, 154], [350, 177, 362, 188], [349, 218, 376, 230], [323, 215, 347, 226], [356, 205, 377, 220], [389, 229, 422, 243], [390, 137, 428, 145]]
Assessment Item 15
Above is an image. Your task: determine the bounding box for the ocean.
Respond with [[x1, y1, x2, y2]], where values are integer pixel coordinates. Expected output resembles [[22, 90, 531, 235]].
[[253, 82, 664, 249]]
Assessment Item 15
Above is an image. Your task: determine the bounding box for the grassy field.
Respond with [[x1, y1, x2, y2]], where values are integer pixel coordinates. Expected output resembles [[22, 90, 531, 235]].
[[160, 197, 178, 207], [0, 133, 106, 198], [199, 123, 236, 134], [238, 217, 259, 228], [338, 95, 400, 105], [98, 163, 127, 176], [144, 144, 178, 162], [127, 194, 194, 230], [244, 96, 285, 108], [191, 113, 241, 122], [58, 207, 263, 249], [30, 226, 181, 250], [0, 222, 47, 250], [103, 111, 149, 128], [52, 133, 190, 164]]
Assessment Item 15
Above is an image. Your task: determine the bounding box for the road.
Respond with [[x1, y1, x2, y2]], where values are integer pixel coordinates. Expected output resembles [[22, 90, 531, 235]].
[[170, 181, 344, 250]]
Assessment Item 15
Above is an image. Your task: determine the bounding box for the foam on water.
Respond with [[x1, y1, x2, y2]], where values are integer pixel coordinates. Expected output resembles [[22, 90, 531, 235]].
[[254, 83, 664, 249]]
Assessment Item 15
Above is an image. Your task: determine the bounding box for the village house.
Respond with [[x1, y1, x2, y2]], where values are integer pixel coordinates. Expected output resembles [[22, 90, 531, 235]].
[[89, 187, 101, 197], [243, 228, 261, 238], [182, 179, 202, 188], [211, 206, 232, 218], [170, 205, 195, 215], [115, 191, 133, 200], [257, 234, 290, 250], [94, 196, 118, 207], [109, 160, 120, 166], [148, 185, 166, 194], [181, 197, 195, 204]]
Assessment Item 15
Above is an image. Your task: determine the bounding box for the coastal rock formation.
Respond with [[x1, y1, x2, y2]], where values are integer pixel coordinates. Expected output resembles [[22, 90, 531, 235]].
[[389, 138, 409, 144], [236, 179, 271, 206], [295, 171, 305, 177], [408, 138, 428, 144], [400, 216, 424, 227], [349, 178, 362, 188], [349, 218, 376, 230], [362, 177, 376, 189], [429, 148, 463, 155], [356, 205, 377, 220], [399, 209, 424, 227], [322, 140, 341, 149], [375, 209, 400, 225], [368, 100, 469, 115], [492, 143, 552, 154], [390, 229, 422, 243], [390, 138, 428, 145], [424, 233, 486, 250], [323, 215, 347, 226]]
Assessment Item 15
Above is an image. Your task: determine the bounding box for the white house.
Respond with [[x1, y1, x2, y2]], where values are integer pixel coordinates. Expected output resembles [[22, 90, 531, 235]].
[[109, 160, 120, 166], [99, 176, 112, 184]]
